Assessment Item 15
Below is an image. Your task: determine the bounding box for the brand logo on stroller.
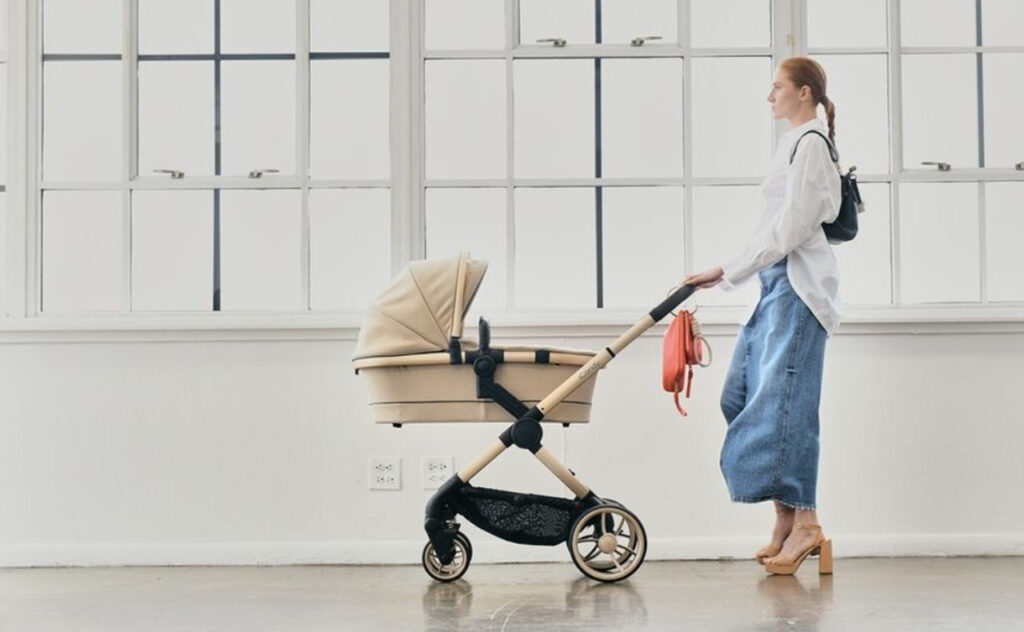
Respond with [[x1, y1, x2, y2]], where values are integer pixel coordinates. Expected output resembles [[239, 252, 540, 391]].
[[578, 362, 600, 381]]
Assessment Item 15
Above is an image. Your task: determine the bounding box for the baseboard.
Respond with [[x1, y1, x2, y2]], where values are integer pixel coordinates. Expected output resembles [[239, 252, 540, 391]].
[[2, 533, 1022, 568]]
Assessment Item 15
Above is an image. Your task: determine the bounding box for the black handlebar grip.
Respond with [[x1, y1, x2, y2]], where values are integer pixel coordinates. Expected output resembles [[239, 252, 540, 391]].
[[649, 284, 697, 322]]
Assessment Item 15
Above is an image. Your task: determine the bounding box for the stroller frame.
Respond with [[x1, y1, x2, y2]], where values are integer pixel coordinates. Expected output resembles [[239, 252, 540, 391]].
[[419, 283, 697, 583]]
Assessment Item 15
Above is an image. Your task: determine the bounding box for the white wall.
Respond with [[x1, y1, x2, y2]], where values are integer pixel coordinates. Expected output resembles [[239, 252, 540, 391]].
[[1, 324, 1023, 567]]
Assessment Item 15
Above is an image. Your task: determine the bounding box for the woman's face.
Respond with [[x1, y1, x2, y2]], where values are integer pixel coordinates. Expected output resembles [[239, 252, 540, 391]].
[[767, 69, 810, 120]]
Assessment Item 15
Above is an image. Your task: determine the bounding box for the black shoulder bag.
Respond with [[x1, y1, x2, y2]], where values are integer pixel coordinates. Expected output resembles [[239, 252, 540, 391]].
[[789, 130, 864, 243]]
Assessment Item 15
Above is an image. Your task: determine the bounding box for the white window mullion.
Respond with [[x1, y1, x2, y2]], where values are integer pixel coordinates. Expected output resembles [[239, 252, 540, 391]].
[[680, 0, 693, 278], [297, 0, 310, 310], [122, 0, 137, 312], [394, 0, 421, 276], [889, 0, 904, 305], [26, 0, 41, 316], [505, 0, 516, 310], [3, 0, 28, 317]]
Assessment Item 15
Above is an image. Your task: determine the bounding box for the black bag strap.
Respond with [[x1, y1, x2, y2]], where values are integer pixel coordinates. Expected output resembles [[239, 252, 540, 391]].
[[789, 129, 840, 165]]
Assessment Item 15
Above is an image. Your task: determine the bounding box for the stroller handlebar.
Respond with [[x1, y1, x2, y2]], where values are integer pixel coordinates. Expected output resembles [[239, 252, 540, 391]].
[[649, 284, 697, 323]]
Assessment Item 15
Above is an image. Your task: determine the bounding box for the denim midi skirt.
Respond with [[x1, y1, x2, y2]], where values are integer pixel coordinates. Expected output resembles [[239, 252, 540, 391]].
[[719, 257, 828, 510]]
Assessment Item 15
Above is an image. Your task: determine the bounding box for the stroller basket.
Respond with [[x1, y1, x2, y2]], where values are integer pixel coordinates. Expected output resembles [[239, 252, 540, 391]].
[[451, 485, 582, 546]]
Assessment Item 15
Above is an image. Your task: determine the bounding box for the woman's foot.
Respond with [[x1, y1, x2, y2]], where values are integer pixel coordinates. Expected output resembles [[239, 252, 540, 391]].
[[755, 502, 795, 565], [765, 509, 827, 569]]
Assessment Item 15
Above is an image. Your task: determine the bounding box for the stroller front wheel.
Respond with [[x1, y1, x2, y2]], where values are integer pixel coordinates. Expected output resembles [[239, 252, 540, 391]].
[[568, 504, 647, 583], [422, 532, 472, 582]]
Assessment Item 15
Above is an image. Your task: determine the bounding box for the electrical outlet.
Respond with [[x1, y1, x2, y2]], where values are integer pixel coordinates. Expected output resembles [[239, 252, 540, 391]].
[[369, 456, 401, 490], [421, 456, 455, 489]]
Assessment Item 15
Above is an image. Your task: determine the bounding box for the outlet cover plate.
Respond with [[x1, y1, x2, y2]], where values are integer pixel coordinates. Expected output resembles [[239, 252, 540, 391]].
[[421, 456, 455, 489], [369, 456, 401, 490]]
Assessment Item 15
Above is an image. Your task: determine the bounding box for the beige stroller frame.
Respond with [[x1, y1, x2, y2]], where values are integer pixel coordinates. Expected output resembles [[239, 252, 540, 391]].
[[353, 253, 695, 583]]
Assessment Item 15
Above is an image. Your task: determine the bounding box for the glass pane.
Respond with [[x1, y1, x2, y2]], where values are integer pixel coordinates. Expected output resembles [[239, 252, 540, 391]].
[[425, 188, 507, 311], [602, 187, 684, 309], [690, 0, 771, 48], [425, 60, 506, 180], [426, 0, 504, 50], [983, 54, 1024, 170], [219, 190, 303, 310], [310, 60, 389, 180], [690, 57, 772, 177], [309, 188, 391, 311], [514, 60, 594, 179], [899, 183, 980, 304], [311, 0, 389, 52], [834, 183, 892, 305], [519, 0, 594, 46], [982, 0, 1024, 46], [220, 61, 295, 176], [131, 190, 213, 311], [0, 193, 5, 313], [138, 61, 215, 177], [813, 55, 889, 174], [902, 55, 978, 170], [807, 0, 887, 49], [601, 58, 683, 179], [43, 61, 122, 182], [220, 0, 295, 54], [42, 191, 123, 313], [901, 0, 975, 47], [601, 0, 676, 45], [985, 183, 1024, 303], [0, 65, 6, 184], [514, 188, 596, 309], [43, 0, 121, 54], [690, 186, 761, 307], [139, 0, 213, 55]]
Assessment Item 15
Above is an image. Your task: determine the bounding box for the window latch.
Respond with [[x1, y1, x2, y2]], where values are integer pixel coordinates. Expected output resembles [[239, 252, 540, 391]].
[[921, 161, 951, 172], [1015, 161, 1024, 171], [248, 168, 280, 179], [536, 38, 566, 48], [631, 35, 662, 47], [153, 169, 184, 179]]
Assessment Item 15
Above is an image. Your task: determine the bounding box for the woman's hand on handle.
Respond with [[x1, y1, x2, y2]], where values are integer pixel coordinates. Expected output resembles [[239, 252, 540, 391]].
[[683, 266, 725, 289]]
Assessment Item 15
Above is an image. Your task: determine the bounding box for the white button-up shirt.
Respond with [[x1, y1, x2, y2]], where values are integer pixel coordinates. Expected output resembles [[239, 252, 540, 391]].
[[719, 117, 843, 335]]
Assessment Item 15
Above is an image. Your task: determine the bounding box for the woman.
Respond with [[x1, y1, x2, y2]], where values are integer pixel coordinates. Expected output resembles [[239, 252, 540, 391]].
[[683, 56, 841, 576]]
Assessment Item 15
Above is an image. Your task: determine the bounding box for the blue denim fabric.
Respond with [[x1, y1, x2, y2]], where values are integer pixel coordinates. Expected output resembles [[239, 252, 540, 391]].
[[719, 257, 828, 510]]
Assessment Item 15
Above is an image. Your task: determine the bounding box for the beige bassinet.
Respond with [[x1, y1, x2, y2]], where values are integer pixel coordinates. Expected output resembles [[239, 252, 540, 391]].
[[352, 253, 598, 424]]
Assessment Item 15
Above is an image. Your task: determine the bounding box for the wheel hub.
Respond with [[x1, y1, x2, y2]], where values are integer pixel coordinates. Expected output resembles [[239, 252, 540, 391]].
[[598, 533, 618, 554]]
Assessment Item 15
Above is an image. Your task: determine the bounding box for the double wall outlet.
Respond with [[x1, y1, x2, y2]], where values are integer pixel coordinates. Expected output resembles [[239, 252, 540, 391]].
[[421, 456, 455, 489], [368, 456, 401, 490]]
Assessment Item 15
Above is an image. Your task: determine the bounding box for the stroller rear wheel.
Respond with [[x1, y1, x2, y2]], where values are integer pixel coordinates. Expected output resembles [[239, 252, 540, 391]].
[[568, 504, 647, 583], [422, 532, 472, 582]]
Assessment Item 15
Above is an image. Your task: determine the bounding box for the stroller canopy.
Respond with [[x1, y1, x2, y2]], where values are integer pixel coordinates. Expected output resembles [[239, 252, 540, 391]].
[[353, 253, 488, 360]]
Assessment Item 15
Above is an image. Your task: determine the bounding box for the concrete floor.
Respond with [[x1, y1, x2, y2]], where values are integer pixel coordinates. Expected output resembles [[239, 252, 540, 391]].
[[0, 558, 1022, 631]]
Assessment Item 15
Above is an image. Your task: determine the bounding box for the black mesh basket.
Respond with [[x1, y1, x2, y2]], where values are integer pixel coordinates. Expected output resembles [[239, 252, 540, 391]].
[[450, 485, 584, 546]]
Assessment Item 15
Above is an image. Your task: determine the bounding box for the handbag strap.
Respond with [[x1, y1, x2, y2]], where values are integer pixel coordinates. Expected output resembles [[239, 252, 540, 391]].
[[789, 129, 840, 165]]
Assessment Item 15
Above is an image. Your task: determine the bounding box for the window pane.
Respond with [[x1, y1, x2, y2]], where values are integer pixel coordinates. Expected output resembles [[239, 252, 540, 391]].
[[220, 0, 295, 54], [42, 191, 123, 313], [309, 188, 391, 311], [982, 0, 1024, 46], [601, 59, 683, 179], [983, 54, 1024, 170], [601, 0, 676, 45], [131, 190, 213, 311], [311, 0, 389, 52], [0, 65, 6, 184], [690, 0, 771, 48], [691, 186, 761, 307], [985, 183, 1024, 303], [139, 0, 213, 55], [901, 0, 975, 47], [514, 188, 596, 309], [425, 60, 506, 180], [138, 61, 215, 177], [691, 57, 772, 178], [43, 61, 122, 182], [220, 190, 302, 310], [220, 61, 295, 176], [310, 60, 390, 180], [426, 0, 504, 50], [902, 55, 978, 170], [807, 0, 887, 49], [834, 183, 892, 305], [425, 188, 507, 311], [514, 60, 594, 179], [43, 0, 120, 54], [602, 187, 684, 309], [899, 183, 980, 304], [813, 55, 890, 174], [519, 0, 594, 46]]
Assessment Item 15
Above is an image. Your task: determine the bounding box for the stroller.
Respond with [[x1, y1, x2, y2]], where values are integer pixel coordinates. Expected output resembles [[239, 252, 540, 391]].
[[353, 253, 695, 583]]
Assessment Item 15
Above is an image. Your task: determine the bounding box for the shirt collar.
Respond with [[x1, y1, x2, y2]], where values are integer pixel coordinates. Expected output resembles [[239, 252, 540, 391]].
[[786, 117, 827, 138]]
